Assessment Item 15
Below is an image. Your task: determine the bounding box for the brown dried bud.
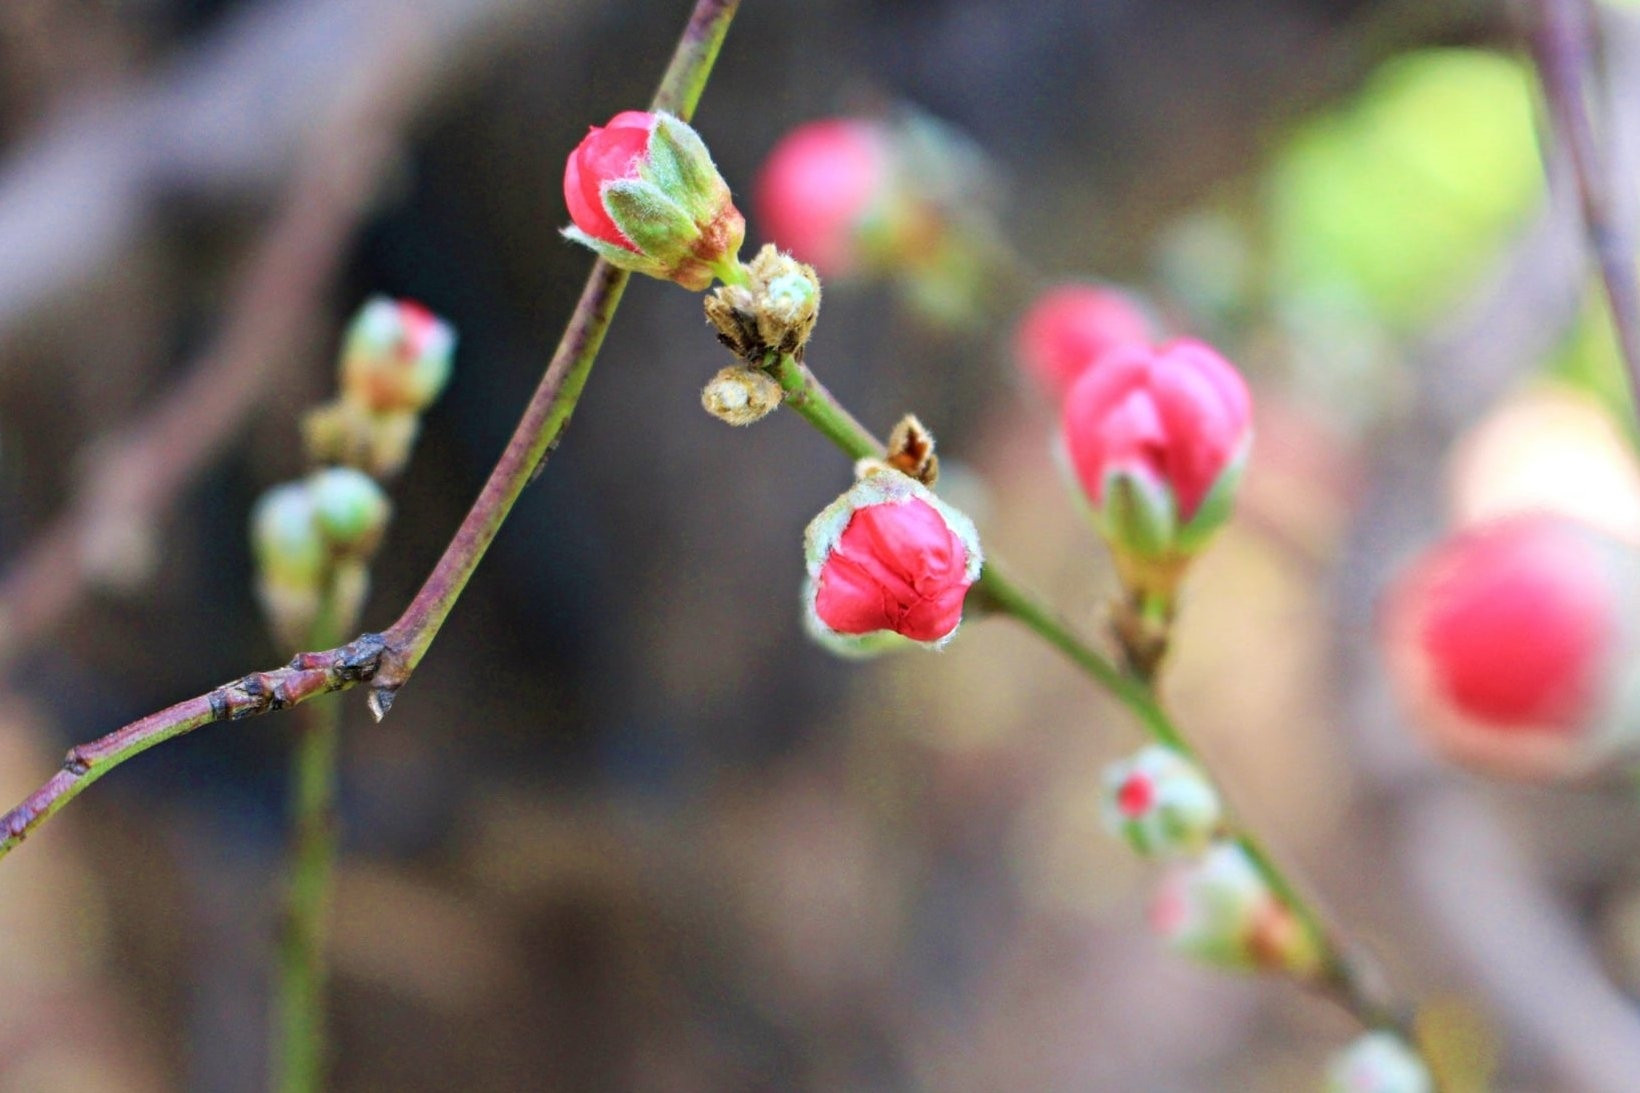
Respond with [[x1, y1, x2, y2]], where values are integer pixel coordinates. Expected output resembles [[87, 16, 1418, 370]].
[[703, 244, 821, 362], [885, 413, 939, 486], [701, 366, 783, 426]]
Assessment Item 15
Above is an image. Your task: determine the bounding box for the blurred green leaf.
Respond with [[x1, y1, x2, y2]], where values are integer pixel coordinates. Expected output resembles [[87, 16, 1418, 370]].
[[1268, 49, 1542, 327]]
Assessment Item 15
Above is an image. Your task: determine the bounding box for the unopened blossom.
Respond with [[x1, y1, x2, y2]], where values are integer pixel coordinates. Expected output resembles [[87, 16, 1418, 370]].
[[562, 110, 745, 290], [1101, 745, 1222, 859], [340, 297, 456, 415], [1014, 282, 1156, 402], [804, 467, 983, 655], [756, 118, 889, 277], [1061, 338, 1252, 593], [1382, 513, 1640, 780], [1150, 841, 1317, 976]]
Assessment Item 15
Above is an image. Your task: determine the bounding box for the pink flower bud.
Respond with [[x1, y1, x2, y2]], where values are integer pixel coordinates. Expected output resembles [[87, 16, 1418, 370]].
[[340, 296, 455, 415], [1014, 283, 1157, 402], [1383, 513, 1640, 780], [755, 119, 888, 277], [804, 468, 984, 654], [564, 110, 656, 251], [1061, 339, 1252, 572], [562, 111, 745, 290]]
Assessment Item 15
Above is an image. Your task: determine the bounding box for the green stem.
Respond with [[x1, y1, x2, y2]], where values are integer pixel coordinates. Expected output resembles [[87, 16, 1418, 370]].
[[273, 691, 341, 1093], [272, 585, 352, 1093], [766, 349, 1408, 1034]]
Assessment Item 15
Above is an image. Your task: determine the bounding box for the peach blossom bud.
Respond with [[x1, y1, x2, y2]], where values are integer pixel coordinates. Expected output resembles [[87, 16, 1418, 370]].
[[1150, 842, 1316, 975], [1382, 513, 1640, 780], [1061, 339, 1252, 595], [307, 467, 390, 558], [1014, 282, 1157, 402], [340, 296, 455, 415], [803, 468, 983, 655], [1325, 1032, 1432, 1093], [755, 119, 889, 277], [562, 110, 745, 291], [1101, 746, 1222, 859]]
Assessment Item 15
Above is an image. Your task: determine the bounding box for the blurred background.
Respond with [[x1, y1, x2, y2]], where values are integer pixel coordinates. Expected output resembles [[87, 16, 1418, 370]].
[[3, 0, 1640, 1089]]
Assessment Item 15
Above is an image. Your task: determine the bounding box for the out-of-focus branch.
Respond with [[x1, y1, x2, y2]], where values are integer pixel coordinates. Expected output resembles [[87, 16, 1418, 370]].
[[0, 33, 433, 670], [1331, 10, 1640, 1089], [0, 0, 559, 344], [0, 0, 743, 861], [1529, 0, 1640, 422]]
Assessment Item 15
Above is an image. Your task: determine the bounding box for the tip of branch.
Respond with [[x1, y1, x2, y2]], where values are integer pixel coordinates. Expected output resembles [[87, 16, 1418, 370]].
[[367, 685, 396, 722]]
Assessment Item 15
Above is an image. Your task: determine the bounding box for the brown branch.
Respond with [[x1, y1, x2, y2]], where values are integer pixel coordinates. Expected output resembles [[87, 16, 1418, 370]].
[[1529, 0, 1640, 422], [0, 0, 743, 859]]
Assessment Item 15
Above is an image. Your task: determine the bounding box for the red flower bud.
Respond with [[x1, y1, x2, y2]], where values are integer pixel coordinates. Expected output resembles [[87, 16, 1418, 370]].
[[1383, 513, 1640, 780], [563, 110, 656, 251], [755, 119, 887, 277], [1014, 283, 1156, 402], [1061, 339, 1252, 568], [561, 111, 745, 290], [804, 469, 983, 653]]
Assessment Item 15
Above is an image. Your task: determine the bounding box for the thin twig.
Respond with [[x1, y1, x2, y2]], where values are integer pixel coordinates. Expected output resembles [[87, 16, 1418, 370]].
[[0, 0, 744, 860], [1529, 0, 1640, 420], [764, 349, 1415, 1038]]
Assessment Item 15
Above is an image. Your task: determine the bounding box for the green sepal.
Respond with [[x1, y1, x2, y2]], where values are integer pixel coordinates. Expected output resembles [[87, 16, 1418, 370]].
[[646, 113, 731, 224], [1175, 440, 1249, 553], [1098, 467, 1178, 559], [602, 178, 700, 259], [560, 225, 672, 280]]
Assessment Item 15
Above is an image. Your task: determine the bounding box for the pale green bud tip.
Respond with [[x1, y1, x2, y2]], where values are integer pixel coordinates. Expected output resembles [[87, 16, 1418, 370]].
[[1325, 1032, 1433, 1093], [307, 466, 390, 551], [1101, 746, 1223, 859], [341, 296, 457, 414], [251, 483, 325, 588]]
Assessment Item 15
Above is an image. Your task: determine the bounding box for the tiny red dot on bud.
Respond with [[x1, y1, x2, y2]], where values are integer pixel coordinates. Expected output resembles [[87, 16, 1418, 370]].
[[1116, 773, 1155, 818]]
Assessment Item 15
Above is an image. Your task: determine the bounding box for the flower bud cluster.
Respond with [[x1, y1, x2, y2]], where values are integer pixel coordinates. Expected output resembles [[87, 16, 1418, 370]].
[[251, 467, 390, 645], [303, 297, 456, 478], [1100, 745, 1222, 859], [704, 244, 822, 362]]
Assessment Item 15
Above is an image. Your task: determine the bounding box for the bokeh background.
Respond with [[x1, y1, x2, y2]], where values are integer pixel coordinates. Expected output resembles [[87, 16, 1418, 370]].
[[3, 0, 1640, 1089]]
